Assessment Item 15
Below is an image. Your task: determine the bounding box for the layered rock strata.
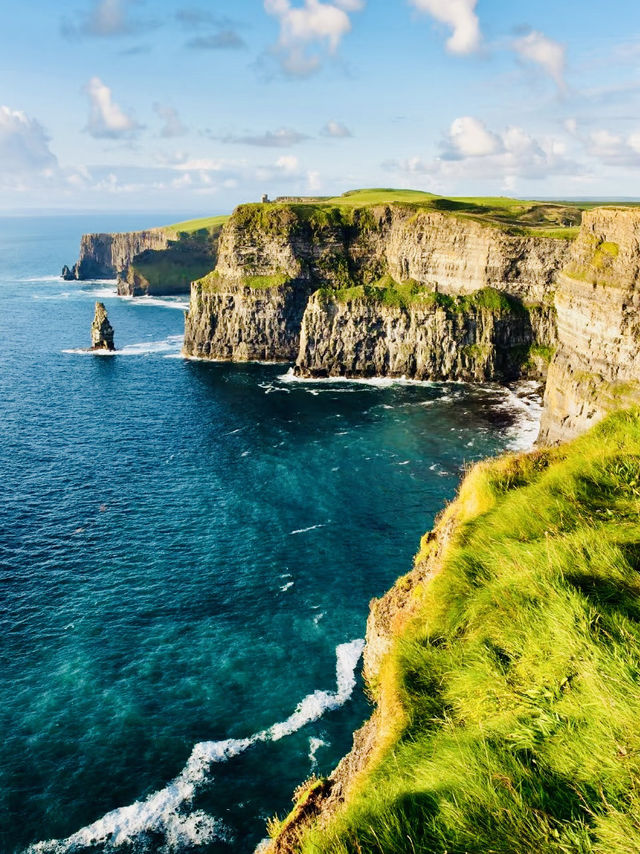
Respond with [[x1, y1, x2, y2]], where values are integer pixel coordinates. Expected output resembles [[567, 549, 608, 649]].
[[183, 203, 569, 375], [63, 230, 169, 280], [538, 208, 640, 444], [295, 291, 556, 382], [63, 227, 222, 297]]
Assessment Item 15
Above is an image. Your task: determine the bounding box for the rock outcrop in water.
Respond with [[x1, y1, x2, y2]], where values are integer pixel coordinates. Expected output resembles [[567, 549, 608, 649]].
[[183, 203, 569, 381], [90, 302, 115, 351]]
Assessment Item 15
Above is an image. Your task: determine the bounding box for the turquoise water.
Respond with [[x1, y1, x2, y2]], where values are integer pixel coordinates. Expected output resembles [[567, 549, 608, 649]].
[[0, 216, 539, 853]]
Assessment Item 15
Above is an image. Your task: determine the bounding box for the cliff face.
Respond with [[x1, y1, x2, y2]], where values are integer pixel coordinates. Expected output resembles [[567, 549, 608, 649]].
[[117, 227, 223, 297], [538, 208, 640, 444], [183, 203, 569, 371], [296, 291, 556, 382], [183, 280, 312, 361], [63, 230, 169, 280], [63, 226, 222, 297]]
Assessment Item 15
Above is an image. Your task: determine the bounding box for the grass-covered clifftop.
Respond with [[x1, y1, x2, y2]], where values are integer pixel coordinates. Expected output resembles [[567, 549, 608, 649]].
[[264, 188, 586, 240], [273, 409, 640, 854]]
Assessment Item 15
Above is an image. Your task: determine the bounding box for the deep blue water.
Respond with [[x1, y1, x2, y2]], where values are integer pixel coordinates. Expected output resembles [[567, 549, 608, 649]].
[[0, 215, 539, 854]]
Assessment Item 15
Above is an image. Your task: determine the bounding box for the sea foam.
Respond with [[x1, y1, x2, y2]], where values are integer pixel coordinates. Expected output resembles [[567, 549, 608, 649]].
[[62, 335, 184, 358], [26, 639, 364, 854]]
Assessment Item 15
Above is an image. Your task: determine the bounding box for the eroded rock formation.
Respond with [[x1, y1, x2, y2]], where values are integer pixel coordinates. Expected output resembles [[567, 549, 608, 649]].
[[90, 302, 115, 351]]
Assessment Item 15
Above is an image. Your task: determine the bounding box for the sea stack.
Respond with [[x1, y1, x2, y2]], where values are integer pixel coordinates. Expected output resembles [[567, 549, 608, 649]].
[[90, 302, 115, 351]]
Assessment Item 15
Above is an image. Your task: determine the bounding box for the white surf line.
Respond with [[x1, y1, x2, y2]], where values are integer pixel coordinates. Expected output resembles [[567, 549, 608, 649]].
[[500, 381, 544, 452], [62, 335, 184, 358], [290, 523, 327, 535], [278, 367, 441, 388], [26, 639, 365, 854]]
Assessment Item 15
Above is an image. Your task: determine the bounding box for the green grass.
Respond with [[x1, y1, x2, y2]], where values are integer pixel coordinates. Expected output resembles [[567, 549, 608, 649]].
[[321, 278, 527, 316], [257, 189, 591, 238], [196, 270, 291, 292], [290, 409, 640, 854], [165, 214, 229, 235]]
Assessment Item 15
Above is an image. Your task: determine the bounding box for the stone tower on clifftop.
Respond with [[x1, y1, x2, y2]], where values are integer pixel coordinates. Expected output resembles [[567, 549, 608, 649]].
[[90, 302, 115, 351]]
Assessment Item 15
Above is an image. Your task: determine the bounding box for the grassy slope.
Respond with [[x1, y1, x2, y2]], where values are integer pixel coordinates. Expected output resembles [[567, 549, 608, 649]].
[[294, 409, 640, 854], [165, 214, 229, 235]]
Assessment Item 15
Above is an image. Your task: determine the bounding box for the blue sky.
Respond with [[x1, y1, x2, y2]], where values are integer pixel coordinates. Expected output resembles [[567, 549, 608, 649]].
[[3, 0, 640, 212]]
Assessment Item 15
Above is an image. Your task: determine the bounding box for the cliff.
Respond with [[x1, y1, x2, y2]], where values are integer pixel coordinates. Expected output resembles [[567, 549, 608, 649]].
[[62, 229, 169, 280], [117, 225, 224, 297], [62, 219, 224, 297], [268, 409, 640, 853], [183, 201, 570, 376], [296, 287, 556, 382], [539, 208, 640, 443]]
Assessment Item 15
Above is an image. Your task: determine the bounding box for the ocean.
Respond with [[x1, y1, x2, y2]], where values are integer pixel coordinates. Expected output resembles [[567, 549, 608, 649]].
[[0, 214, 540, 853]]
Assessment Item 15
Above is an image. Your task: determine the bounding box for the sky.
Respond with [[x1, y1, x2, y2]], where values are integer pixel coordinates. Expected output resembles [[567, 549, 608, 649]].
[[3, 0, 640, 213]]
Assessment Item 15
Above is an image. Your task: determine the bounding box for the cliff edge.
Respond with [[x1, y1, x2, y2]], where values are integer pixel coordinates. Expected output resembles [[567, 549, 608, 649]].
[[267, 409, 640, 853]]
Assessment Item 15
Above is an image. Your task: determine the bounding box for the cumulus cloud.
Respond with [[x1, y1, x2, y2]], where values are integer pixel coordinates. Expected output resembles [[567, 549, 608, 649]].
[[264, 0, 365, 76], [223, 127, 310, 147], [409, 0, 480, 54], [321, 120, 352, 137], [513, 30, 566, 90], [85, 77, 141, 139], [0, 106, 58, 173], [587, 129, 640, 166], [153, 104, 187, 138], [444, 116, 502, 158], [385, 116, 579, 187]]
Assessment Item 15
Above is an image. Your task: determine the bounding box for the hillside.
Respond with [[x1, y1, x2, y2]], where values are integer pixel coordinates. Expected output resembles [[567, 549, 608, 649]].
[[269, 409, 640, 854]]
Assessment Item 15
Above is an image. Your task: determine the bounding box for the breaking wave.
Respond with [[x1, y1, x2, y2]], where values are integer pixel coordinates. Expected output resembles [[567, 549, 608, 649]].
[[62, 335, 184, 357], [26, 639, 364, 854]]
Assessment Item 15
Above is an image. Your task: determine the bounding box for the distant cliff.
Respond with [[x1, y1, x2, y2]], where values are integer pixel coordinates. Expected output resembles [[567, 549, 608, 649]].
[[62, 230, 169, 280], [539, 208, 640, 443], [62, 222, 224, 297], [183, 202, 569, 381]]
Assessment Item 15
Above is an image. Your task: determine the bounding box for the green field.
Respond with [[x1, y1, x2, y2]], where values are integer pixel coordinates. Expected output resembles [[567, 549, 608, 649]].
[[280, 409, 640, 854], [166, 214, 230, 235]]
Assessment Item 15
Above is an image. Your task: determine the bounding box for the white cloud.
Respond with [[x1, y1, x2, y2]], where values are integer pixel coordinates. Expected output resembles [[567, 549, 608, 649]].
[[513, 30, 566, 89], [445, 116, 502, 158], [321, 120, 352, 137], [275, 154, 301, 173], [85, 77, 140, 138], [0, 106, 58, 173], [409, 0, 480, 54], [587, 129, 640, 166], [153, 104, 187, 138], [264, 0, 364, 75], [564, 117, 578, 136], [385, 116, 580, 187]]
